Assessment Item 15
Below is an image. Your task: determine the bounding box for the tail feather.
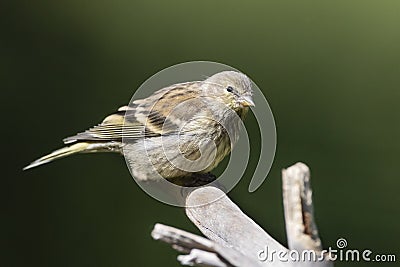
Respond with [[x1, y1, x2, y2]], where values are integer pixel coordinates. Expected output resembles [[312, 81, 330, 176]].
[[24, 105, 130, 171], [23, 142, 91, 170]]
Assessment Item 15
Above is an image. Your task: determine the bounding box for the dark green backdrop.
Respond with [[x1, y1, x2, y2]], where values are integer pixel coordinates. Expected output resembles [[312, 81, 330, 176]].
[[3, 1, 399, 266]]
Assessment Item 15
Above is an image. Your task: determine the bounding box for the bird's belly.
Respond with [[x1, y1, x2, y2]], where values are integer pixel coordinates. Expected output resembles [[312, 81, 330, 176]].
[[202, 135, 232, 173], [124, 126, 239, 181]]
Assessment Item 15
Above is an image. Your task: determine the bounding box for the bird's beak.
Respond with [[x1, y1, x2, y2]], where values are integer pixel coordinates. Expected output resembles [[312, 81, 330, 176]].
[[239, 96, 255, 107]]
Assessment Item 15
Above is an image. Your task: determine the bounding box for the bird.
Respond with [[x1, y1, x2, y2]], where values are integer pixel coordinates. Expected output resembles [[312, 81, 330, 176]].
[[24, 71, 254, 185]]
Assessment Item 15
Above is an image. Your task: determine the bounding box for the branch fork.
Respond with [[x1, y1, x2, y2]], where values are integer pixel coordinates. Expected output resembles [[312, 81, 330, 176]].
[[151, 162, 333, 267]]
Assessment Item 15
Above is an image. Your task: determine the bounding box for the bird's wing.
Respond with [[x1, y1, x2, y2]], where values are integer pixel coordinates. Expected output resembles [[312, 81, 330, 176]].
[[62, 108, 150, 144], [128, 82, 209, 134], [63, 82, 207, 144]]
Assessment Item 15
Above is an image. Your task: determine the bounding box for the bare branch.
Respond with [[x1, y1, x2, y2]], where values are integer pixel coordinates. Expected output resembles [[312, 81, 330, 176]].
[[282, 162, 322, 251], [151, 162, 333, 267], [177, 249, 229, 267], [282, 162, 333, 266], [185, 186, 288, 258], [151, 223, 260, 267]]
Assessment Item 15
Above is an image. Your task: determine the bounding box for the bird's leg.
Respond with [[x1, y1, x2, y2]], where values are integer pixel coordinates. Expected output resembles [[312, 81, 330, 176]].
[[179, 172, 223, 198], [194, 172, 217, 182], [173, 172, 217, 187]]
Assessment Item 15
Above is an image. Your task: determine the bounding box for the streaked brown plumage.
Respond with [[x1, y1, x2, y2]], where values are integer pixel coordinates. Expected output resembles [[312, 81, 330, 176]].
[[24, 71, 254, 184]]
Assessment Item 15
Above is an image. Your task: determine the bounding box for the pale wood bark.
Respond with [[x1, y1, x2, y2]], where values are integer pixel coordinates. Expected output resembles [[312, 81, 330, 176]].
[[151, 162, 333, 267]]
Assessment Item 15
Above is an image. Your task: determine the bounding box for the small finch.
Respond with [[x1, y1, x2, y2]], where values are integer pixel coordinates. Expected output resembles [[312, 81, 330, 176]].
[[24, 71, 254, 184]]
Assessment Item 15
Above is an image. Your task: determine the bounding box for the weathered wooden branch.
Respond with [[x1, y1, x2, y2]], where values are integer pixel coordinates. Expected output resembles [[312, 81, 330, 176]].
[[282, 163, 322, 252], [152, 223, 259, 267], [151, 162, 333, 267]]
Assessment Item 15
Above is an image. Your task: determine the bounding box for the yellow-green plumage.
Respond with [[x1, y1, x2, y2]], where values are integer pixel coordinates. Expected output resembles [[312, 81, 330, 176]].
[[24, 71, 254, 182]]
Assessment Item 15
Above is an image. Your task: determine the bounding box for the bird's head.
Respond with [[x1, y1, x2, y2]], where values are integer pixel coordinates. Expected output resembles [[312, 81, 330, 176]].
[[204, 71, 254, 114]]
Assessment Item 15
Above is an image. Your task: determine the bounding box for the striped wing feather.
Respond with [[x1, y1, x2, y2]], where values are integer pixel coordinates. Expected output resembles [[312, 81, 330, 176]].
[[63, 82, 203, 144]]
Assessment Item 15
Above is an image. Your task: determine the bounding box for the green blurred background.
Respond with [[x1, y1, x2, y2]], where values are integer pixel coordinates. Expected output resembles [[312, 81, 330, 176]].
[[3, 1, 400, 266]]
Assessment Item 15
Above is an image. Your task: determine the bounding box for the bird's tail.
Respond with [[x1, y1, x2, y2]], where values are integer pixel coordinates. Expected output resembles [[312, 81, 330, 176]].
[[24, 142, 95, 170], [24, 106, 130, 171], [24, 141, 123, 170]]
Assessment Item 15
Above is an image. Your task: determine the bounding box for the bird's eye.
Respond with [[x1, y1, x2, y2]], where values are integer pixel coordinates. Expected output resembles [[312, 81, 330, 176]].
[[226, 86, 234, 93]]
